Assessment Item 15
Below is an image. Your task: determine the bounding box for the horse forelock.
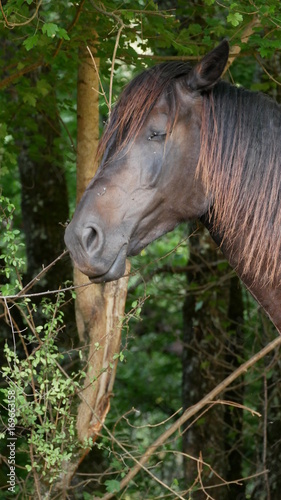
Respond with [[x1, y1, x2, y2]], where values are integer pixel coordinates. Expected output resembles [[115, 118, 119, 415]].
[[198, 81, 281, 286], [97, 61, 192, 161]]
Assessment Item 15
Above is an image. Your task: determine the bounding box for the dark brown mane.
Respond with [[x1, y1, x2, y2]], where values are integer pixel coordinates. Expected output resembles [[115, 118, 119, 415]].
[[198, 81, 281, 286], [97, 61, 192, 161]]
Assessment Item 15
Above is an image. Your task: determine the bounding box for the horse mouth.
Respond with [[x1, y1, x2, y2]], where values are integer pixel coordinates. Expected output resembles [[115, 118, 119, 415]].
[[87, 244, 128, 283]]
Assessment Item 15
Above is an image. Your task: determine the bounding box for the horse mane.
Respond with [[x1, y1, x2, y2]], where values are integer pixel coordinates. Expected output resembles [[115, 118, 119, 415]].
[[198, 81, 281, 286], [97, 61, 192, 160]]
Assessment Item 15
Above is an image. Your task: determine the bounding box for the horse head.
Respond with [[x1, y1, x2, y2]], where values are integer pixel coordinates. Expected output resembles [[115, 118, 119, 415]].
[[65, 41, 229, 282]]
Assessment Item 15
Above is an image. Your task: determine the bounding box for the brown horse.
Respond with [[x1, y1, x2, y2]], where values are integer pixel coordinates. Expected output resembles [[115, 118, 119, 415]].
[[65, 40, 281, 334]]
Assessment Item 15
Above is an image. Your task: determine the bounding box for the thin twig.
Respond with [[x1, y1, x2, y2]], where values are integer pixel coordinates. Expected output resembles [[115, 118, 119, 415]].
[[224, 16, 261, 73], [86, 46, 110, 111], [108, 23, 124, 112], [3, 298, 17, 357], [52, 0, 86, 59], [255, 55, 281, 87], [0, 280, 90, 301], [88, 0, 131, 113], [0, 61, 44, 90], [57, 114, 77, 152], [89, 0, 127, 27], [17, 250, 69, 297]]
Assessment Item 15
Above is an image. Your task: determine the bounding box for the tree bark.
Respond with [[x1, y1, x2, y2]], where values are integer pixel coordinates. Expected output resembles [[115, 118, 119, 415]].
[[74, 44, 130, 443], [18, 71, 71, 288], [17, 68, 75, 344]]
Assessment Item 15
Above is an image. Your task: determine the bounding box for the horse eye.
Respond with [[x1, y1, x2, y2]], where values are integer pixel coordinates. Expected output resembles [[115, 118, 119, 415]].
[[148, 132, 166, 141], [148, 132, 158, 141]]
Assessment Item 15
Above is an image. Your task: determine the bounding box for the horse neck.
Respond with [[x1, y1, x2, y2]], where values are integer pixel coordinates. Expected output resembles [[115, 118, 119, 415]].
[[201, 211, 281, 335]]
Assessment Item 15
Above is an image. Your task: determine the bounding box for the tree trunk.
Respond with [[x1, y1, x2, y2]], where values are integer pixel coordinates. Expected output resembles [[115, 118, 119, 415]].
[[17, 68, 75, 344], [74, 45, 130, 444]]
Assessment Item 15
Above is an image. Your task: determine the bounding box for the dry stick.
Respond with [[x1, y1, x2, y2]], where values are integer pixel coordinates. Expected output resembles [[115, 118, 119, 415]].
[[108, 23, 124, 112], [88, 0, 133, 113], [86, 46, 110, 111], [86, 11, 125, 113], [0, 250, 69, 301], [18, 249, 69, 297], [224, 16, 261, 74], [100, 335, 281, 500], [255, 56, 281, 87]]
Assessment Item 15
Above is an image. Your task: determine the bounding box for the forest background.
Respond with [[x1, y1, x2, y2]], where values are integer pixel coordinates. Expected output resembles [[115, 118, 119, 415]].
[[1, 0, 281, 499]]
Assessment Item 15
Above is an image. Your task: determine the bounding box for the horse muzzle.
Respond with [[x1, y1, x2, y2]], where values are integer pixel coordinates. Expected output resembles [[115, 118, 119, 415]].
[[64, 219, 128, 282]]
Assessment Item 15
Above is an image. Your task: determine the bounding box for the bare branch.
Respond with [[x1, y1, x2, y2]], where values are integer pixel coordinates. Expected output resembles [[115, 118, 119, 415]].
[[108, 23, 124, 112], [86, 46, 110, 111]]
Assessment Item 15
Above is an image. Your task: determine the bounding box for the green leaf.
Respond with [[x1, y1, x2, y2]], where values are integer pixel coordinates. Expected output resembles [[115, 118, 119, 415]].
[[42, 23, 59, 38], [23, 34, 39, 51], [227, 12, 243, 26], [36, 79, 51, 97], [57, 28, 70, 41], [105, 480, 120, 493], [22, 92, 37, 107]]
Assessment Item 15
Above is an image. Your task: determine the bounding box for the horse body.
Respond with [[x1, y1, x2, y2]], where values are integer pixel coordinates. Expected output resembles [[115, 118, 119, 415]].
[[65, 40, 281, 334]]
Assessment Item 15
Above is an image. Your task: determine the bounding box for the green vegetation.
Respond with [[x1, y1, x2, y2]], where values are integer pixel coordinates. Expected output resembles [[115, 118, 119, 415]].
[[1, 1, 281, 498]]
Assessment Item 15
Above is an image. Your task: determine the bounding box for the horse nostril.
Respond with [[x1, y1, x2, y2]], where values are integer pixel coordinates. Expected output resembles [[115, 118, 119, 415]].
[[82, 226, 100, 253]]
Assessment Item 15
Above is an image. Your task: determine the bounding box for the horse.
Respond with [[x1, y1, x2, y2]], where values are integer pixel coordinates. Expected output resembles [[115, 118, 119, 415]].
[[65, 40, 281, 334]]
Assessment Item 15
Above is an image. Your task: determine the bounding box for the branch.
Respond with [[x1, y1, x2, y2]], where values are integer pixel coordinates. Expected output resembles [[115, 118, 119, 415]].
[[100, 334, 281, 500], [255, 55, 281, 87], [108, 23, 124, 112], [88, 0, 128, 27], [52, 0, 86, 59], [0, 0, 42, 28], [128, 259, 229, 292], [88, 0, 128, 113], [0, 0, 85, 90], [86, 46, 110, 111], [0, 61, 44, 90], [0, 250, 83, 302], [224, 16, 261, 73]]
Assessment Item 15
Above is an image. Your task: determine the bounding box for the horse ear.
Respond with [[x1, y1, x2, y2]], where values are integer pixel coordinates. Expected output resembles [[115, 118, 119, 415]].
[[186, 40, 229, 91]]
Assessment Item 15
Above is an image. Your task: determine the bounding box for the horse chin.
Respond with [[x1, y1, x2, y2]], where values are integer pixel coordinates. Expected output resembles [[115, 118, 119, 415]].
[[88, 245, 128, 283], [127, 241, 146, 257], [127, 227, 170, 256]]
